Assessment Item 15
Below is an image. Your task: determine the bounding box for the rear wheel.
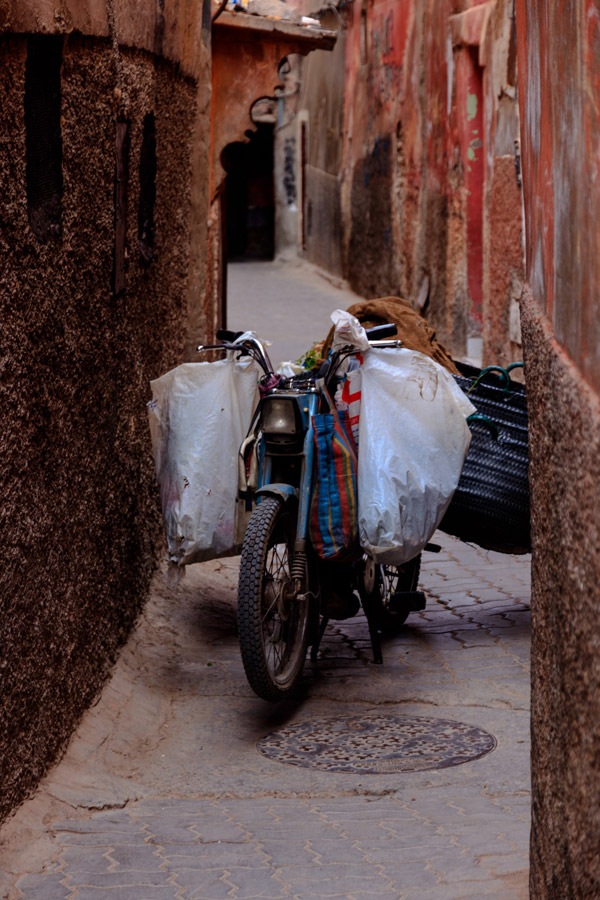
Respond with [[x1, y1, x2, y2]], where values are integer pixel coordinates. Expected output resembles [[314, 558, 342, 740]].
[[238, 497, 310, 701], [359, 554, 421, 633]]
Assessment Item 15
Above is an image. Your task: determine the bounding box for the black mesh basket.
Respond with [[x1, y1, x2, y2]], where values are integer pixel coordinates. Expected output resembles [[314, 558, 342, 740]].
[[439, 362, 530, 554]]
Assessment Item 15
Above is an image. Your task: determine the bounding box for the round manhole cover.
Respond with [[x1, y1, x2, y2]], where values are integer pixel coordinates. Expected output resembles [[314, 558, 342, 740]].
[[257, 714, 496, 774]]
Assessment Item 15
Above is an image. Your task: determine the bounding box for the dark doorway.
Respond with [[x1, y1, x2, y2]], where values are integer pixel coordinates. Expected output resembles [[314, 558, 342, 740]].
[[223, 123, 275, 261]]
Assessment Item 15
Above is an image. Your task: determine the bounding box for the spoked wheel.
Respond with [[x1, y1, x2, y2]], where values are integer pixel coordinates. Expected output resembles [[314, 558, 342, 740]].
[[237, 497, 311, 701], [358, 554, 421, 633]]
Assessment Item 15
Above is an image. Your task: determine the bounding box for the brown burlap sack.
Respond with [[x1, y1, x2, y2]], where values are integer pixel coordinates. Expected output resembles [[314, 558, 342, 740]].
[[321, 297, 459, 375]]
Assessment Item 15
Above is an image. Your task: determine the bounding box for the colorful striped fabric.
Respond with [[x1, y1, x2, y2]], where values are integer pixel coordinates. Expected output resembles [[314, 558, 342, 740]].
[[308, 399, 359, 561]]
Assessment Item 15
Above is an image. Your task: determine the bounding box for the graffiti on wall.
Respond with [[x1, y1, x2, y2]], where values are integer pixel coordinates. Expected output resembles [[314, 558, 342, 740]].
[[283, 137, 297, 206]]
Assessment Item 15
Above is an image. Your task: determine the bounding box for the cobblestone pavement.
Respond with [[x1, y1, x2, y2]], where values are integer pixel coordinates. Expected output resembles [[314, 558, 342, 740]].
[[1, 532, 531, 900]]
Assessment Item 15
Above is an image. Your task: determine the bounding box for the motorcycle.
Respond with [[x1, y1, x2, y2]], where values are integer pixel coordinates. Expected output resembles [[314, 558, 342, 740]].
[[197, 326, 427, 702]]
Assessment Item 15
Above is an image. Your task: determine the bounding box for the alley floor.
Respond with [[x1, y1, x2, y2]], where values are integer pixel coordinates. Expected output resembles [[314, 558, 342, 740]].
[[1, 534, 531, 900], [226, 260, 362, 367], [0, 263, 530, 899]]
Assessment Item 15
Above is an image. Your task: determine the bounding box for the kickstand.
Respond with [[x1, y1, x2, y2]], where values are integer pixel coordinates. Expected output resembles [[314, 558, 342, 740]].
[[361, 600, 383, 665], [310, 616, 329, 661]]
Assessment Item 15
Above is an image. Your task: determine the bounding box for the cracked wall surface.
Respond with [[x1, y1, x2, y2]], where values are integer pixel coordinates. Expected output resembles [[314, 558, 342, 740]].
[[0, 22, 210, 823]]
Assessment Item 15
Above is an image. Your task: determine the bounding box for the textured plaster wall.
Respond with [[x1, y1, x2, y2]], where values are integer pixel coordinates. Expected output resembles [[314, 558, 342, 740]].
[[0, 33, 207, 823], [515, 1, 600, 896], [521, 290, 600, 899]]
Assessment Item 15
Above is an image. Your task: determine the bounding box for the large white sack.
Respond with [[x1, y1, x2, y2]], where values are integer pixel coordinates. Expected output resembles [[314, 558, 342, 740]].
[[358, 349, 475, 565], [148, 356, 259, 570]]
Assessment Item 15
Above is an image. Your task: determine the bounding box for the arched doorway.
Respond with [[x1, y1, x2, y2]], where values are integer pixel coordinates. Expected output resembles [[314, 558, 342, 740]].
[[223, 122, 275, 262]]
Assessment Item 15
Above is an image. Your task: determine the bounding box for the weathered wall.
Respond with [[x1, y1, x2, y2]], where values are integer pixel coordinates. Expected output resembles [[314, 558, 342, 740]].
[[273, 56, 302, 260], [298, 10, 346, 276], [0, 10, 210, 823], [298, 0, 524, 363], [478, 0, 524, 366], [521, 291, 600, 900], [515, 2, 600, 896]]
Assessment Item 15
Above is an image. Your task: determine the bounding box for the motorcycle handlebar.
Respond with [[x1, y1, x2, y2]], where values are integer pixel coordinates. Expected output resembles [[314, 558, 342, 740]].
[[216, 328, 244, 342], [364, 323, 398, 340], [201, 322, 401, 383], [198, 332, 274, 377]]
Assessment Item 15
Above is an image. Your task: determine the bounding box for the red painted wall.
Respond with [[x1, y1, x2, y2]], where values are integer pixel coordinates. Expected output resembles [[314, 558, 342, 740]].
[[341, 0, 462, 345], [455, 45, 485, 326], [331, 0, 524, 362], [516, 0, 600, 392]]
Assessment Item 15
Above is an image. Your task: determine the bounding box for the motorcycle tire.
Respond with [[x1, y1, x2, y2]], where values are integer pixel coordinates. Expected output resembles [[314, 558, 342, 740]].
[[359, 554, 421, 634], [237, 497, 311, 701]]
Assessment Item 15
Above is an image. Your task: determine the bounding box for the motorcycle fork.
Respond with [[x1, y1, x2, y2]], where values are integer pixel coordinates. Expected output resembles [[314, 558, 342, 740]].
[[292, 392, 322, 650], [259, 391, 321, 645], [293, 391, 319, 560]]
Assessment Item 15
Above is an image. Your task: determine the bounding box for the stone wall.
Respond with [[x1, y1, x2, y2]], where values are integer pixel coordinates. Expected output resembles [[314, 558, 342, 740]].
[[0, 21, 210, 823]]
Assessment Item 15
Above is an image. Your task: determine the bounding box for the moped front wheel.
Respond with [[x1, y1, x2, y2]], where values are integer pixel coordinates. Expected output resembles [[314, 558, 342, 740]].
[[237, 497, 310, 701]]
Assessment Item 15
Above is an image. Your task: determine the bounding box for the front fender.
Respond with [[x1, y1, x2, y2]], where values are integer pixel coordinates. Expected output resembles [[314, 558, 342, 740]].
[[256, 484, 298, 505]]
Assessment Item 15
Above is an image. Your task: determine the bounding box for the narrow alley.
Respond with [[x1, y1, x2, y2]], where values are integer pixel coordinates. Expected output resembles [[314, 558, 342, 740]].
[[1, 267, 531, 900], [2, 1, 599, 898], [226, 261, 361, 367]]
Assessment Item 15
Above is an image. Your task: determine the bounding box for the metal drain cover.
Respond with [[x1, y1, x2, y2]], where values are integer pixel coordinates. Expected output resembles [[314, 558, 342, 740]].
[[257, 714, 496, 774]]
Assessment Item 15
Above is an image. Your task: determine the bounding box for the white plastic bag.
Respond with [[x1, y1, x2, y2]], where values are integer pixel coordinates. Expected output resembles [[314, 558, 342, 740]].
[[330, 309, 371, 353], [148, 356, 259, 571], [358, 349, 475, 565]]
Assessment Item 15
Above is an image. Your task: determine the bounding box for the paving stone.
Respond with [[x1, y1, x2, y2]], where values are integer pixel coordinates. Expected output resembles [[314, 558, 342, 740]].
[[54, 831, 142, 848], [53, 845, 116, 874], [242, 823, 344, 841], [223, 867, 292, 898], [336, 822, 399, 840], [128, 800, 215, 815], [379, 861, 443, 889], [363, 839, 458, 863], [73, 887, 179, 899], [52, 816, 132, 833], [164, 844, 267, 869], [258, 840, 319, 866], [318, 806, 403, 822], [277, 868, 394, 896], [182, 869, 244, 899], [143, 822, 203, 844], [12, 875, 72, 900], [105, 843, 167, 871], [346, 893, 406, 900], [402, 885, 520, 900], [67, 870, 174, 889]]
